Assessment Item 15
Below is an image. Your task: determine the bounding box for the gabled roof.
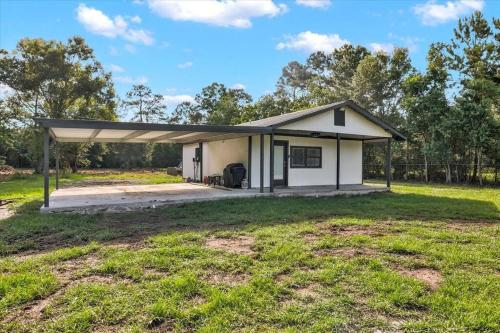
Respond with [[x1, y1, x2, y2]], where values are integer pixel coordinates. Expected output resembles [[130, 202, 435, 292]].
[[239, 100, 406, 141]]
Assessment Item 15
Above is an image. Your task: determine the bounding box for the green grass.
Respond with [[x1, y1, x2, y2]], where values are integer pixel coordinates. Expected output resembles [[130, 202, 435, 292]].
[[0, 172, 498, 332]]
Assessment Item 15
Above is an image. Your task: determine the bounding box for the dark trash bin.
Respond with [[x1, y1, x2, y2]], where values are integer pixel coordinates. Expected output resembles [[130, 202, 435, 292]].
[[223, 163, 246, 188]]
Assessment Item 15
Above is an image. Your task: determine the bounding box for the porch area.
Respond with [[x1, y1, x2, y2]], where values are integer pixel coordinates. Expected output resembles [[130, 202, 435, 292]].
[[40, 183, 388, 214]]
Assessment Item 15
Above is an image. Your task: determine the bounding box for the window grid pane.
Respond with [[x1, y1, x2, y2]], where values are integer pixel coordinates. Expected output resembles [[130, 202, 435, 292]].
[[290, 146, 322, 168]]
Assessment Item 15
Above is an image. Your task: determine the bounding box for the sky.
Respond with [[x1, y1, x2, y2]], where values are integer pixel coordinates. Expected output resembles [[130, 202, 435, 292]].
[[1, 0, 498, 119]]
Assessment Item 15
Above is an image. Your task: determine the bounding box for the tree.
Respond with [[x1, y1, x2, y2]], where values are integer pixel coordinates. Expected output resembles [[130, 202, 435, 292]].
[[352, 48, 412, 126], [0, 36, 117, 171], [123, 84, 167, 123], [276, 61, 311, 102], [167, 83, 252, 125], [402, 44, 452, 182], [306, 45, 370, 105], [444, 11, 499, 183]]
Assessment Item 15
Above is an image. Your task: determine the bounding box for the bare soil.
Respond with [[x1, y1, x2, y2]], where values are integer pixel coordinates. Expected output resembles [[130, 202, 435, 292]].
[[204, 271, 250, 286], [205, 235, 255, 254], [316, 247, 378, 257], [398, 267, 443, 290]]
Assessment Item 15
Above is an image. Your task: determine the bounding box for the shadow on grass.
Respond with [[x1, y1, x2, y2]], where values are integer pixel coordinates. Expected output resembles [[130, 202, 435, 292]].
[[0, 191, 498, 256]]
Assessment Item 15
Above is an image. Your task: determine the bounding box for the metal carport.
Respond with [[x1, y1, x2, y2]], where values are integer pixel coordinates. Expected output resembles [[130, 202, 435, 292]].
[[35, 118, 271, 208]]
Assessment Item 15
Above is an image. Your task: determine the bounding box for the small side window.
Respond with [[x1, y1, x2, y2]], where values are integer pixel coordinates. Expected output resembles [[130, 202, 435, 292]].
[[334, 109, 345, 126]]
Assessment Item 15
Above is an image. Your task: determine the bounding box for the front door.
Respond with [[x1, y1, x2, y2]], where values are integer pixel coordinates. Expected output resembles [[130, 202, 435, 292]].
[[273, 140, 288, 186]]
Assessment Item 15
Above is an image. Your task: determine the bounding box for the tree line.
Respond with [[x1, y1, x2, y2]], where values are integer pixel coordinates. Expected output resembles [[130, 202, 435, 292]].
[[0, 11, 498, 184]]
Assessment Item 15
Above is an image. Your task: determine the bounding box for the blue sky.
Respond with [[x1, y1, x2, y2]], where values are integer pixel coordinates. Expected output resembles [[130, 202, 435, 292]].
[[1, 0, 498, 118]]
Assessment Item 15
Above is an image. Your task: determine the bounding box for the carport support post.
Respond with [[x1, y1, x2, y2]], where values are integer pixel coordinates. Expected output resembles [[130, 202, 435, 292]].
[[247, 136, 252, 189], [386, 138, 392, 188], [269, 131, 274, 193], [43, 127, 50, 207], [260, 134, 264, 193], [336, 133, 340, 190], [198, 142, 203, 183], [55, 142, 60, 190]]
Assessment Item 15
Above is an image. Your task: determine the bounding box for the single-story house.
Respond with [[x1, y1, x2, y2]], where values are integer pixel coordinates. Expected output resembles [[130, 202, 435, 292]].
[[36, 99, 405, 209], [182, 100, 405, 191]]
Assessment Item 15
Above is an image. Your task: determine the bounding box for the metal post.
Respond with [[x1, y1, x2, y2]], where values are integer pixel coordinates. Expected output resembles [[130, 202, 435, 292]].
[[43, 127, 50, 207], [386, 137, 392, 188], [247, 136, 252, 189], [260, 134, 264, 193], [361, 140, 364, 185], [269, 131, 274, 193], [55, 142, 60, 190], [198, 142, 203, 183], [336, 133, 340, 190]]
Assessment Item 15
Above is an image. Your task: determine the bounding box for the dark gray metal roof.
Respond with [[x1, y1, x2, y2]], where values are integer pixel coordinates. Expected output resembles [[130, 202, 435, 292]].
[[239, 100, 406, 141]]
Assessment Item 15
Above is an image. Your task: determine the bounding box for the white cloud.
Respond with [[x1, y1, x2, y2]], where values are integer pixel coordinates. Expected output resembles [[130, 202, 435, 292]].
[[109, 64, 125, 73], [296, 0, 331, 9], [76, 4, 154, 45], [115, 75, 148, 85], [147, 0, 287, 28], [177, 61, 193, 69], [413, 0, 483, 26], [130, 15, 142, 23], [124, 44, 137, 53], [369, 43, 395, 53], [163, 94, 195, 109], [0, 84, 15, 99], [276, 31, 349, 53], [231, 83, 246, 90]]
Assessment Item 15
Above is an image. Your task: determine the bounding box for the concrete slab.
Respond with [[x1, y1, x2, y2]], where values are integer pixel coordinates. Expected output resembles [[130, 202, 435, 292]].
[[40, 183, 388, 214]]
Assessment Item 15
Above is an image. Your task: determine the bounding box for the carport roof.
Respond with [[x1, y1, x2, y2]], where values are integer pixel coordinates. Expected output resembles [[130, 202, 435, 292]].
[[35, 118, 272, 144]]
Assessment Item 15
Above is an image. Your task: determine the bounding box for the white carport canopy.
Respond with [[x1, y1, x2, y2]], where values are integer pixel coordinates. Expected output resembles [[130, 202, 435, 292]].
[[37, 119, 271, 144], [35, 118, 272, 208]]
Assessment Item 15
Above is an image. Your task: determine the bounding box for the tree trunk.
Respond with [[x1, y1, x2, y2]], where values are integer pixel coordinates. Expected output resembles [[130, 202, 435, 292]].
[[424, 154, 429, 183], [404, 142, 409, 181], [471, 149, 478, 183], [477, 150, 482, 186], [445, 162, 451, 183], [455, 164, 460, 183]]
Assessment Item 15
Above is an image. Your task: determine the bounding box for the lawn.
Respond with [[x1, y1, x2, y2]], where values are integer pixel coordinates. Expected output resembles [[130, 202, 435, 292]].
[[0, 172, 498, 332]]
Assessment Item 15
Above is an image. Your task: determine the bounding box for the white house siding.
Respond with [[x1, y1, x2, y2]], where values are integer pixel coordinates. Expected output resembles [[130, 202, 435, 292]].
[[247, 135, 362, 188], [182, 138, 248, 180], [205, 138, 248, 176], [280, 107, 391, 138]]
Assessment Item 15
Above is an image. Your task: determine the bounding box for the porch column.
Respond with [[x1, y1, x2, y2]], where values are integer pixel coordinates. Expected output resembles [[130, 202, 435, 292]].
[[247, 136, 252, 189], [386, 137, 392, 188], [336, 133, 340, 190], [260, 134, 264, 193], [361, 140, 364, 185], [43, 127, 50, 208], [198, 142, 203, 183], [269, 131, 274, 193], [55, 142, 60, 190]]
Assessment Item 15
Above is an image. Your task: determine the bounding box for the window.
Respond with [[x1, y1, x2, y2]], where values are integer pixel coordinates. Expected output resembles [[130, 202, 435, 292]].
[[290, 146, 322, 168], [334, 109, 345, 126]]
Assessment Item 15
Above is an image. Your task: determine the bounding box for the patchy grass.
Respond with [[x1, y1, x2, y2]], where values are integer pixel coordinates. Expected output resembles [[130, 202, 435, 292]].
[[0, 173, 498, 332]]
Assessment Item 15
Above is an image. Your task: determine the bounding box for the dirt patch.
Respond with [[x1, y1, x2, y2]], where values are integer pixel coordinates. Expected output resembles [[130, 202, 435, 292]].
[[0, 206, 13, 221], [294, 283, 320, 299], [446, 221, 497, 231], [303, 233, 320, 242], [326, 225, 386, 237], [205, 236, 255, 254], [398, 268, 442, 290], [316, 247, 378, 258], [204, 271, 249, 286]]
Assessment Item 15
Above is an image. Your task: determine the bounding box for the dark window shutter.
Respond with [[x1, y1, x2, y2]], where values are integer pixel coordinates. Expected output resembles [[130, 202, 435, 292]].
[[334, 109, 345, 126]]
